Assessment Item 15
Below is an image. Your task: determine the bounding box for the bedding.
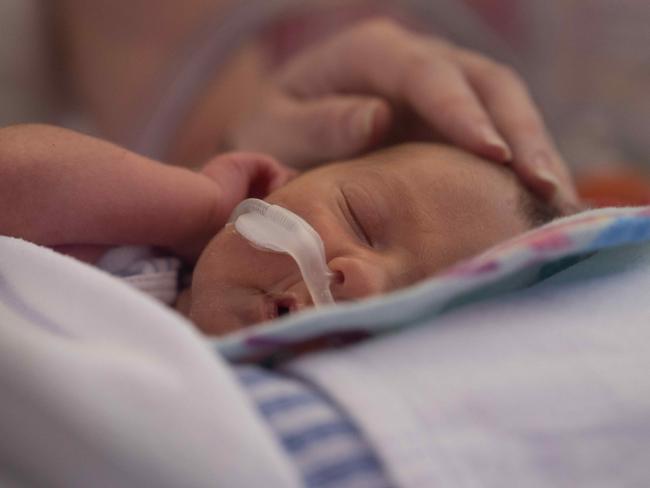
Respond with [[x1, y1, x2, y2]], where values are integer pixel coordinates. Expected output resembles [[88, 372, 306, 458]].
[[0, 237, 302, 487], [287, 239, 650, 487], [237, 365, 391, 487], [2, 205, 650, 486]]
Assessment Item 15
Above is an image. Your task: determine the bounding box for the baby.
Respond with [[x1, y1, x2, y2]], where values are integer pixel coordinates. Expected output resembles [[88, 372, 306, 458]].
[[185, 143, 558, 334], [0, 126, 558, 336]]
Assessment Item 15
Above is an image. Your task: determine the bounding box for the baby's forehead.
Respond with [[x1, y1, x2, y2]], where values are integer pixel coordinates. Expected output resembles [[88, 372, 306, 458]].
[[347, 143, 526, 226], [339, 143, 533, 275], [354, 143, 516, 191]]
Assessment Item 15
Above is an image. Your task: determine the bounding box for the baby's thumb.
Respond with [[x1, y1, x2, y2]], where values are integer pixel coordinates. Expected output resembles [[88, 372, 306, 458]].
[[201, 152, 294, 223]]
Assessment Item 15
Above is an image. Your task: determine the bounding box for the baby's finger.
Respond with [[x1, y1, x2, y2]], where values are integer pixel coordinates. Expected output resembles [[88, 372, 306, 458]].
[[458, 52, 579, 210], [231, 92, 391, 167], [201, 151, 294, 206]]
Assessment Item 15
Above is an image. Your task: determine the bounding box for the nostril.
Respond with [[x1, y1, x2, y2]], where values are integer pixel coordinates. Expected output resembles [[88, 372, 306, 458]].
[[332, 270, 345, 285]]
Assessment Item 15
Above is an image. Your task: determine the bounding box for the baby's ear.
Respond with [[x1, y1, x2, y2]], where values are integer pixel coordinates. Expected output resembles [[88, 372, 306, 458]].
[[200, 152, 298, 200]]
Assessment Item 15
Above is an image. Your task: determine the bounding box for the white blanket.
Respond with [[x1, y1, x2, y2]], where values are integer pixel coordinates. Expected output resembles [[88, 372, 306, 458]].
[[288, 242, 650, 487], [0, 237, 301, 488], [2, 231, 650, 486]]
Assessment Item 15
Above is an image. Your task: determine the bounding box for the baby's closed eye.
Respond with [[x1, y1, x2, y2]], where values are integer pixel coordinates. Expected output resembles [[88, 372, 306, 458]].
[[340, 183, 385, 248]]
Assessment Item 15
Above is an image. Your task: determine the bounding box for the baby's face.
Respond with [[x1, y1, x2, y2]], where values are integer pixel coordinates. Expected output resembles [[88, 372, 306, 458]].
[[189, 143, 532, 335]]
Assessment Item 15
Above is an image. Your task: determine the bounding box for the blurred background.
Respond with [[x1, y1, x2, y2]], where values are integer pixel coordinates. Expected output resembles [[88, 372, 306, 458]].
[[2, 0, 649, 205]]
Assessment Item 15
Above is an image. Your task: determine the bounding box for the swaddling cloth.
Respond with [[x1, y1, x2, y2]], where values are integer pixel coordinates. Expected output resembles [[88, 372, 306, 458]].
[[0, 237, 302, 487]]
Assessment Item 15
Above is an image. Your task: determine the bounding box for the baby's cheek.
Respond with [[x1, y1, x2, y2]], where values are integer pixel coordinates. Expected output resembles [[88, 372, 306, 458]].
[[174, 288, 192, 317], [187, 230, 308, 334]]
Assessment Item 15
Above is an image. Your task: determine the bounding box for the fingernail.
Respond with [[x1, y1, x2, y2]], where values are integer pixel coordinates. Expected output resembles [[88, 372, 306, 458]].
[[529, 152, 558, 188], [352, 105, 377, 140], [535, 167, 561, 192], [480, 126, 512, 161], [551, 180, 582, 212]]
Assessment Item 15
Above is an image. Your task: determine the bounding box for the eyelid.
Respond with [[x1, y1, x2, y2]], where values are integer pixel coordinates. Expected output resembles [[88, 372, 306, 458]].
[[340, 189, 372, 247]]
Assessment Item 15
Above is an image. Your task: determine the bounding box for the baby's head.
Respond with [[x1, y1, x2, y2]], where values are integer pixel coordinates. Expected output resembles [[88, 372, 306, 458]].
[[188, 143, 558, 335]]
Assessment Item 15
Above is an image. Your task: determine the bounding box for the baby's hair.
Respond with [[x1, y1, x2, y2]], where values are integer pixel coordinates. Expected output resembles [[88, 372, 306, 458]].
[[519, 187, 562, 228]]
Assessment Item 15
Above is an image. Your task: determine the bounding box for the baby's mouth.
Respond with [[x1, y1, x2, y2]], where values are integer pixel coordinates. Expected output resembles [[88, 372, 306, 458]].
[[275, 296, 297, 318], [265, 295, 299, 321]]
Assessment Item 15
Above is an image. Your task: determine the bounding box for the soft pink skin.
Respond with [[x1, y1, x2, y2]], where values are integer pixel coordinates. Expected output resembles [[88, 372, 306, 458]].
[[0, 124, 294, 262], [188, 143, 532, 336], [0, 124, 544, 337]]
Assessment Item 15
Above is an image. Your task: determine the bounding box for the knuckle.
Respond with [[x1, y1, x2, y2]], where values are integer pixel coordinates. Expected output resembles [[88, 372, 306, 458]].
[[435, 93, 467, 112], [330, 17, 411, 70], [356, 17, 405, 38], [514, 118, 545, 137], [489, 63, 526, 88], [302, 111, 338, 150], [423, 36, 455, 55], [304, 103, 368, 155], [348, 17, 415, 52], [435, 95, 481, 122], [401, 50, 435, 83]]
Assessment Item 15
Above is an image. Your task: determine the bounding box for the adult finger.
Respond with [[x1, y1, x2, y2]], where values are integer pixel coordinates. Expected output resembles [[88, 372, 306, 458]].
[[279, 19, 511, 163], [457, 51, 579, 211], [230, 92, 392, 167], [401, 55, 512, 162]]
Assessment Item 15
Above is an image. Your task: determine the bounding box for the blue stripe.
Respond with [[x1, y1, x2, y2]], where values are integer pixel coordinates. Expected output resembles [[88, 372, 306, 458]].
[[236, 367, 275, 387], [305, 453, 384, 487], [281, 421, 358, 453], [590, 216, 650, 250], [235, 366, 392, 487], [258, 392, 321, 417]]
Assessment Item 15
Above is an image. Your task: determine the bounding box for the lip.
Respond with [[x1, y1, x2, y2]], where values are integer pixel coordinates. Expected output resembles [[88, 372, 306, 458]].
[[247, 295, 282, 325], [259, 294, 299, 323]]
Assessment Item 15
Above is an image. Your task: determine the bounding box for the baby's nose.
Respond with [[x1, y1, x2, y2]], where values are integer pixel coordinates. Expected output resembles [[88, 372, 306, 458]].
[[327, 256, 391, 301], [273, 256, 390, 315]]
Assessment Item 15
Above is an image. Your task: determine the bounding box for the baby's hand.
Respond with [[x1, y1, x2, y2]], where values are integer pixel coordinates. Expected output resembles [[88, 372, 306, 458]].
[[225, 18, 578, 213], [0, 124, 293, 262], [200, 152, 297, 227]]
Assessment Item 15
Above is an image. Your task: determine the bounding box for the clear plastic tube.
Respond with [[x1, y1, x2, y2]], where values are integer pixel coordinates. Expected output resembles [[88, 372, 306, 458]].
[[229, 199, 335, 306]]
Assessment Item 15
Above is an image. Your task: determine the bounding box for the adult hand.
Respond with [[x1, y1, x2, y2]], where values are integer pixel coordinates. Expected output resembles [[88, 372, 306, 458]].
[[226, 18, 578, 213]]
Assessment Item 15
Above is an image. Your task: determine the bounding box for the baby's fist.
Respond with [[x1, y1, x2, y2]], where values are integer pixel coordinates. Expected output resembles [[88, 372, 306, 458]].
[[200, 152, 297, 226]]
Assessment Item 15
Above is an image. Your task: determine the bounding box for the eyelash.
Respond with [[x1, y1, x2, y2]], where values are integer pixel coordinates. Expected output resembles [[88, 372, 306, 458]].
[[342, 191, 373, 247]]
